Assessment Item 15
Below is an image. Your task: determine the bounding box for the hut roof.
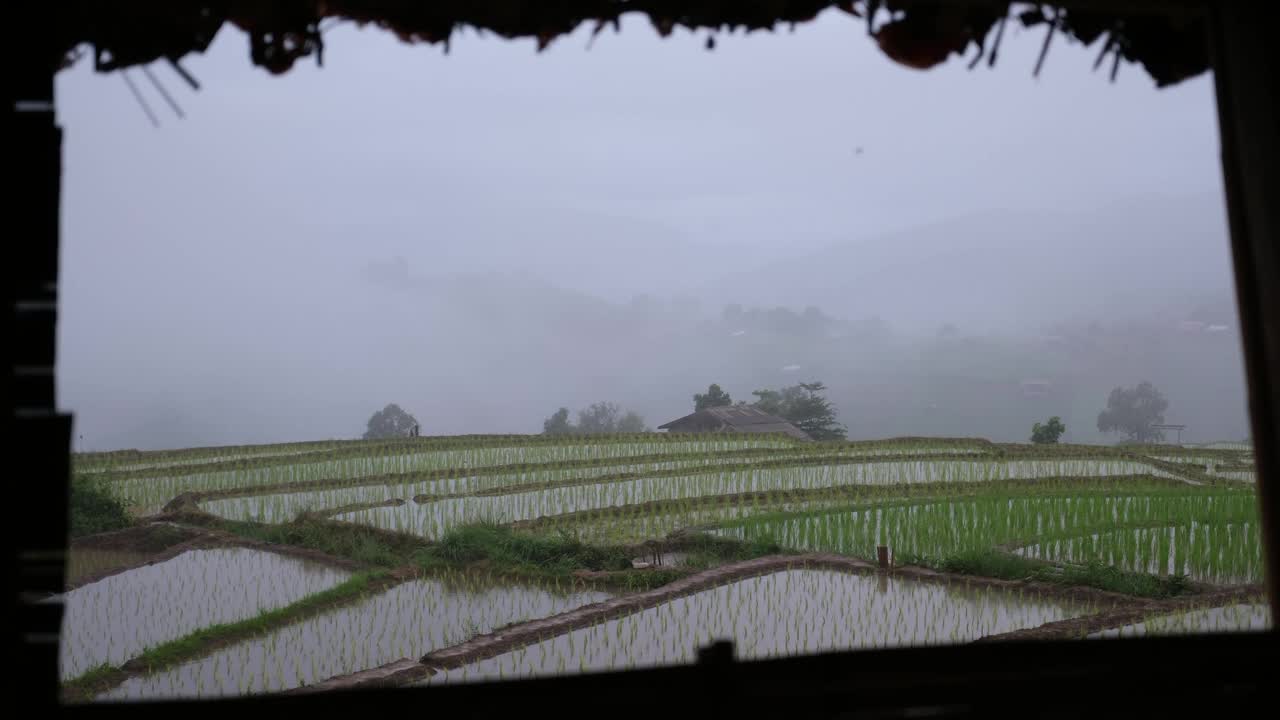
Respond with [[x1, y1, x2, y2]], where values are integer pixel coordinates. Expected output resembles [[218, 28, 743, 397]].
[[43, 1, 1209, 89], [659, 405, 812, 440]]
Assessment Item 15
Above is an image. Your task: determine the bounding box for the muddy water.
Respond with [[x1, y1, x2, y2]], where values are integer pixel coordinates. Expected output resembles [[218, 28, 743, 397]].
[[418, 569, 1093, 686], [65, 549, 153, 587], [96, 573, 610, 700], [1088, 603, 1271, 638], [60, 548, 350, 680]]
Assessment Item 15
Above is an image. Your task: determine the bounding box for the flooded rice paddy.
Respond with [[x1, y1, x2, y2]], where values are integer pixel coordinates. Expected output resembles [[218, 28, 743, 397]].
[[338, 460, 1176, 540], [60, 548, 350, 680], [97, 573, 609, 700], [110, 439, 792, 513], [67, 435, 1262, 702], [420, 569, 1095, 685], [1088, 603, 1271, 638]]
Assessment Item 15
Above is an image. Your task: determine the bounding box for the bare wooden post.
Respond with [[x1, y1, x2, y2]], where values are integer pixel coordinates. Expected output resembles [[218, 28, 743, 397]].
[[877, 545, 890, 569]]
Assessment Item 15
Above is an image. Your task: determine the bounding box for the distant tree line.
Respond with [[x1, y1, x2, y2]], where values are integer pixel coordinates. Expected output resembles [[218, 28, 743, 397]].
[[543, 402, 649, 435], [364, 379, 1170, 447]]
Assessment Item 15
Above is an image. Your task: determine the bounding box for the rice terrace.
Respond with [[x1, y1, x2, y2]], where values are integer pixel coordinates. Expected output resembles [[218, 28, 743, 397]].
[[59, 432, 1266, 701]]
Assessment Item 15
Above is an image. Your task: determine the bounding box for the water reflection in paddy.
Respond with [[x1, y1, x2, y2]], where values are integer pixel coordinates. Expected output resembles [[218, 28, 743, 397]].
[[420, 569, 1095, 685]]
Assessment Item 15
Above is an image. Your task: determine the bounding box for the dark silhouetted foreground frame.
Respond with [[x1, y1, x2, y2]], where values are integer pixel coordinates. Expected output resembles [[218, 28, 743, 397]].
[[7, 2, 1278, 717]]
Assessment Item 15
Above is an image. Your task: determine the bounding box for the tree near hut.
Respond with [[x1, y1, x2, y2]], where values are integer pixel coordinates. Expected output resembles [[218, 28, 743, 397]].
[[1097, 382, 1169, 443], [693, 383, 733, 412], [751, 381, 847, 441], [577, 402, 648, 434], [750, 388, 786, 417], [615, 410, 648, 433], [1030, 416, 1066, 444], [363, 403, 419, 440]]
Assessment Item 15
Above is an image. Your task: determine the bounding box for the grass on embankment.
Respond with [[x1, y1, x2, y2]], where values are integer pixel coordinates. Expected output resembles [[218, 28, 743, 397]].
[[70, 474, 134, 538], [166, 512, 429, 568], [61, 570, 390, 702], [934, 549, 1193, 599], [180, 513, 783, 592], [415, 523, 791, 592], [168, 510, 787, 592]]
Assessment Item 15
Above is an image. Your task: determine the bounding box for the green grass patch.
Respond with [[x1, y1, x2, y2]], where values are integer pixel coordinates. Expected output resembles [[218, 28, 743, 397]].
[[610, 568, 689, 592], [416, 523, 791, 584], [419, 523, 633, 575], [202, 516, 427, 567], [713, 485, 1258, 584], [65, 662, 121, 689], [1052, 560, 1192, 598], [70, 475, 134, 538], [666, 531, 792, 569], [935, 549, 1192, 599]]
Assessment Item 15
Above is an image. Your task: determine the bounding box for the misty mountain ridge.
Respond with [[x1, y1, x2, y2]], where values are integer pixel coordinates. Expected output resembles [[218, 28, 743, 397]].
[[366, 192, 1233, 339], [698, 193, 1233, 335], [74, 195, 1246, 451], [365, 206, 782, 303]]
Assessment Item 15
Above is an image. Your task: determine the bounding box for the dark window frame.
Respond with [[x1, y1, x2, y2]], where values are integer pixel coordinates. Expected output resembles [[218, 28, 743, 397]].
[[9, 2, 1278, 716]]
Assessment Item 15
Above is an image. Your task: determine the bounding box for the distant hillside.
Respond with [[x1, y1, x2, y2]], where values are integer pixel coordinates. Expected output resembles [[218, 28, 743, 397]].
[[699, 194, 1233, 335]]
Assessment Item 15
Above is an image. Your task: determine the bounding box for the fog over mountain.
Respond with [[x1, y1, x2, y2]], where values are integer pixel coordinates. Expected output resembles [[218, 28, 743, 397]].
[[704, 193, 1235, 335], [53, 10, 1250, 451]]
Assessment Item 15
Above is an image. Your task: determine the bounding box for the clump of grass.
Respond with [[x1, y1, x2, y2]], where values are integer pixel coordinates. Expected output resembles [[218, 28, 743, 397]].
[[421, 523, 632, 575], [613, 568, 688, 592], [419, 523, 794, 581], [937, 549, 1047, 578], [668, 531, 791, 570], [69, 475, 134, 538], [1053, 561, 1191, 598], [935, 550, 1193, 599], [212, 517, 425, 567]]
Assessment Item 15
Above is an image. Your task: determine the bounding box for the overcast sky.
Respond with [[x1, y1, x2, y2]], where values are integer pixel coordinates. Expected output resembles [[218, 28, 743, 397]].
[[53, 9, 1241, 449]]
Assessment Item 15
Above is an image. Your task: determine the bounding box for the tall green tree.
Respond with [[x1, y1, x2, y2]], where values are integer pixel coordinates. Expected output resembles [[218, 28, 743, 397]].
[[750, 388, 785, 417], [364, 403, 419, 440], [1097, 382, 1169, 442], [751, 381, 847, 441], [783, 382, 847, 441], [1030, 416, 1066, 444], [542, 407, 573, 435], [693, 383, 733, 412]]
